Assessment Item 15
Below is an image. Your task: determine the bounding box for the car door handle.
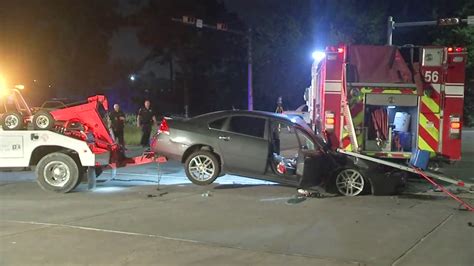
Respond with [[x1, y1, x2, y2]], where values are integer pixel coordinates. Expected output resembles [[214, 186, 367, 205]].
[[219, 136, 231, 141]]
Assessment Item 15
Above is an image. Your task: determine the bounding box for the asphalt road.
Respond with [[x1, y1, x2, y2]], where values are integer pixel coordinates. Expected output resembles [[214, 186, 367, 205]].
[[0, 130, 473, 265]]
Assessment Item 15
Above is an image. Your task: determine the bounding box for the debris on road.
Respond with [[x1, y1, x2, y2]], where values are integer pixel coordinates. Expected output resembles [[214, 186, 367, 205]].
[[297, 188, 324, 198], [286, 196, 307, 205], [201, 191, 212, 197]]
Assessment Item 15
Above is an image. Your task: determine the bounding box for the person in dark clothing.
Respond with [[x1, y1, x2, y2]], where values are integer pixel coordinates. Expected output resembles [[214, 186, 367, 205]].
[[109, 104, 126, 146], [137, 100, 156, 147]]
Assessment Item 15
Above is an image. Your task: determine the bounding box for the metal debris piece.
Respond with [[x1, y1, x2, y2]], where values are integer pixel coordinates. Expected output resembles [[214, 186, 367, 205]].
[[201, 191, 212, 197]]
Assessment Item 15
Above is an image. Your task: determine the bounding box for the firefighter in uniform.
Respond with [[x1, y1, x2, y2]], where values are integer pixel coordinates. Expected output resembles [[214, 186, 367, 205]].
[[109, 104, 126, 146], [137, 100, 156, 148]]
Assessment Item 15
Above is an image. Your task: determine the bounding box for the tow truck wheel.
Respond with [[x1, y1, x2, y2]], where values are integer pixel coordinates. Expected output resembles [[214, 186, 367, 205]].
[[36, 152, 81, 193], [33, 110, 55, 130], [1, 111, 24, 130], [335, 168, 366, 196], [185, 150, 220, 185]]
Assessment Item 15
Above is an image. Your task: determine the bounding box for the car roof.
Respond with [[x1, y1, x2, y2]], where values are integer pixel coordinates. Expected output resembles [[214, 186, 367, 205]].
[[191, 110, 312, 130], [190, 110, 326, 148], [192, 110, 291, 121]]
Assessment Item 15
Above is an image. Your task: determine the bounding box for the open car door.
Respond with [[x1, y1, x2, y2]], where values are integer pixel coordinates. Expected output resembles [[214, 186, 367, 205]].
[[270, 119, 328, 186], [294, 128, 328, 188]]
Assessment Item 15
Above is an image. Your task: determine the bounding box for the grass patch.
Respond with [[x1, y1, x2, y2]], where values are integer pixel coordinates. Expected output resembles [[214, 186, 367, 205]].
[[123, 124, 158, 146], [122, 113, 159, 146], [124, 124, 142, 145]]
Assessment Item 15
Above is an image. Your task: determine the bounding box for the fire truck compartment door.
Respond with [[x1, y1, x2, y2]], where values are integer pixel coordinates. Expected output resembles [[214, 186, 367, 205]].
[[365, 94, 418, 107]]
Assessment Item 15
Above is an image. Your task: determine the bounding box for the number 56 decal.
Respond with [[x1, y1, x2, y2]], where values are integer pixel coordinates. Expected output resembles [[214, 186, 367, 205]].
[[424, 70, 440, 83]]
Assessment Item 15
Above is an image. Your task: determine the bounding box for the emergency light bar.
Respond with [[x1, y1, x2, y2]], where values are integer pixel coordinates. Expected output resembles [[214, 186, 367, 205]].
[[312, 51, 326, 62]]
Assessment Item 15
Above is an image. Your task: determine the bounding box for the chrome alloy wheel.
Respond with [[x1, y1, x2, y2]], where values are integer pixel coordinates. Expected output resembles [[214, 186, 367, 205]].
[[35, 115, 50, 129], [336, 169, 365, 196], [43, 161, 71, 187], [5, 115, 19, 129], [188, 155, 216, 182]]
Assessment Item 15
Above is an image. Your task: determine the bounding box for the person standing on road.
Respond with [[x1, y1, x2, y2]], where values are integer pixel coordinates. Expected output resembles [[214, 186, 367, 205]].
[[137, 100, 156, 148], [109, 104, 126, 146]]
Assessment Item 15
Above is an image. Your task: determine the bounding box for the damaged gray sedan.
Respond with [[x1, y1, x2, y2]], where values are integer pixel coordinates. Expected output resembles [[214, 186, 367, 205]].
[[151, 110, 405, 196]]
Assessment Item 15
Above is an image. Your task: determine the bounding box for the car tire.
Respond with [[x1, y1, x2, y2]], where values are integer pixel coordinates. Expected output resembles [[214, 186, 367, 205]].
[[334, 168, 368, 196], [184, 150, 220, 185], [1, 111, 24, 130], [36, 152, 81, 193], [33, 110, 55, 130]]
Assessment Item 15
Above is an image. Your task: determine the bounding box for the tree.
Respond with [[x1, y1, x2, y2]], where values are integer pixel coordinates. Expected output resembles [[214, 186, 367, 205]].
[[0, 0, 120, 104], [131, 0, 247, 115]]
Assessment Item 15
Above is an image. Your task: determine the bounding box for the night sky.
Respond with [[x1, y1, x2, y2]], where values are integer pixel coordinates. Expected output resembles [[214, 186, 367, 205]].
[[1, 0, 472, 118]]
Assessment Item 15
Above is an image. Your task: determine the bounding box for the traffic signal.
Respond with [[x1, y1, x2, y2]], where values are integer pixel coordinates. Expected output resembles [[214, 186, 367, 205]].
[[182, 16, 196, 25], [216, 22, 227, 31], [438, 17, 460, 26]]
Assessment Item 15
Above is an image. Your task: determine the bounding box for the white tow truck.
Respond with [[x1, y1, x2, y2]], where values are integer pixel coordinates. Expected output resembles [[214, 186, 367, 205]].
[[0, 88, 165, 193], [0, 129, 98, 192]]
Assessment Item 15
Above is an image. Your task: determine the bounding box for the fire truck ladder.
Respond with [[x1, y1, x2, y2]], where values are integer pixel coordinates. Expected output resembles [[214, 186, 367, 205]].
[[341, 63, 359, 151]]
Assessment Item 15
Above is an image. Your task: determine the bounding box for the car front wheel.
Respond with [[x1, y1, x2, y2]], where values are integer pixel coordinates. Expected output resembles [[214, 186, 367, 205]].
[[335, 168, 367, 196], [184, 150, 220, 185]]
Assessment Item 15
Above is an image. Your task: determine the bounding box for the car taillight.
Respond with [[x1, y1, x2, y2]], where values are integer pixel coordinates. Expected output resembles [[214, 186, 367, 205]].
[[449, 115, 461, 139], [159, 118, 170, 135], [325, 111, 335, 132]]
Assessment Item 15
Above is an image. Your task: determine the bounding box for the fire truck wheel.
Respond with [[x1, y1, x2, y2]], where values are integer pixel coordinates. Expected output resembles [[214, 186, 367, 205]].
[[185, 150, 220, 185], [36, 152, 81, 193], [33, 110, 55, 130], [334, 168, 367, 196], [1, 111, 24, 130]]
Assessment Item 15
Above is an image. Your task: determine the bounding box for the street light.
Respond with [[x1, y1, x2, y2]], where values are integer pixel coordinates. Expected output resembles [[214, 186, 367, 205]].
[[129, 74, 136, 81]]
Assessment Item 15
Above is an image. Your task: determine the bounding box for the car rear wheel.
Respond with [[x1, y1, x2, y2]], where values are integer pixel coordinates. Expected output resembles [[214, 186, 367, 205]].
[[185, 150, 220, 185], [1, 111, 24, 130], [335, 168, 366, 196], [33, 110, 55, 130], [36, 152, 81, 193]]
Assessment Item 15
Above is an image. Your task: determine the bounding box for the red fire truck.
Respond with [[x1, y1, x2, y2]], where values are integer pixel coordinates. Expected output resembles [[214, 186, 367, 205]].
[[306, 45, 467, 166]]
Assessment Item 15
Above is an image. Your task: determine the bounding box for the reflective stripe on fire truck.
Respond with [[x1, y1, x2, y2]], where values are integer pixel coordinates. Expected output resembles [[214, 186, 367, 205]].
[[360, 88, 417, 94], [417, 82, 442, 154], [418, 112, 440, 153]]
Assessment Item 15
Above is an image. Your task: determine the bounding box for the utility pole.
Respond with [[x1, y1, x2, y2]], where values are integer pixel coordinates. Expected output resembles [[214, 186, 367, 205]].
[[247, 28, 253, 111], [387, 15, 474, 45], [172, 16, 253, 110]]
